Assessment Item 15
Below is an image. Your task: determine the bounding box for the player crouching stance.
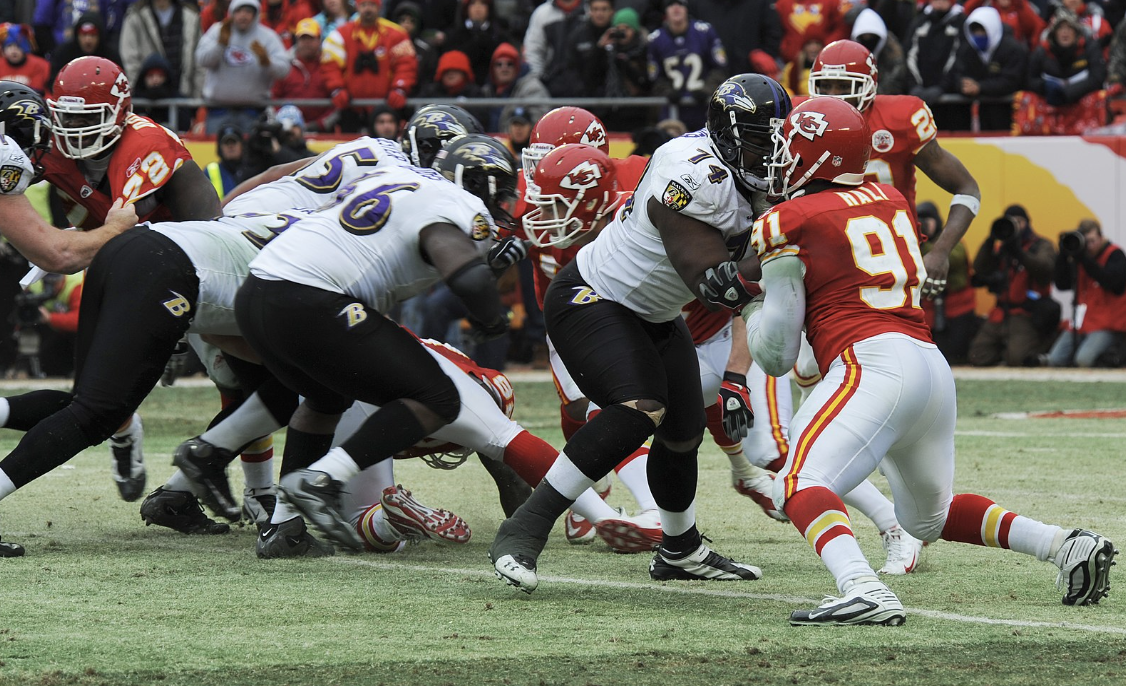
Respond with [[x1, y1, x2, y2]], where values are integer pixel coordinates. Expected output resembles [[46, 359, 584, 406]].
[[746, 98, 1116, 626]]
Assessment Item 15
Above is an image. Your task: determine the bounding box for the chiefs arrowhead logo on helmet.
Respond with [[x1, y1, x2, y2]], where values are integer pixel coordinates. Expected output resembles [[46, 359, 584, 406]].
[[560, 160, 602, 191], [792, 111, 829, 141], [580, 120, 606, 148]]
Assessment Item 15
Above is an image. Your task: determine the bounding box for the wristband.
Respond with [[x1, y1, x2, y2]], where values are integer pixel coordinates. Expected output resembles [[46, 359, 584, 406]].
[[722, 372, 747, 386], [950, 194, 980, 217]]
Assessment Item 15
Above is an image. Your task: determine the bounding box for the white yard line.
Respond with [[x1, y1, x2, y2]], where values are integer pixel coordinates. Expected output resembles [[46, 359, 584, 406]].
[[332, 557, 1126, 635]]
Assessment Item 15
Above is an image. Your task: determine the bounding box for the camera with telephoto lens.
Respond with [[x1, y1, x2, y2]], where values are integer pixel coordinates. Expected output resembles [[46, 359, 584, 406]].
[[13, 290, 52, 327], [1060, 230, 1085, 257], [609, 28, 627, 40], [991, 216, 1018, 242]]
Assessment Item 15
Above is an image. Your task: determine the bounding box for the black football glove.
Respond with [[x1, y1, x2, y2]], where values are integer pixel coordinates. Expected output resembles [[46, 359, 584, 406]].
[[161, 337, 193, 387], [699, 261, 761, 312], [466, 315, 509, 344], [487, 235, 528, 276], [717, 371, 754, 441]]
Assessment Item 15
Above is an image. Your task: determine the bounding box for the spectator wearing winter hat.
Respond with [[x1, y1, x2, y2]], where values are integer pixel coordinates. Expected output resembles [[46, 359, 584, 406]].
[[943, 5, 1028, 130], [206, 124, 246, 198], [275, 103, 315, 158], [48, 12, 124, 84], [370, 104, 403, 139], [418, 48, 483, 100], [444, 0, 512, 86], [0, 23, 50, 93], [133, 53, 187, 128], [503, 105, 534, 159], [480, 41, 548, 132], [120, 0, 204, 100], [1015, 10, 1108, 135], [271, 18, 334, 130], [849, 7, 906, 95], [196, 0, 290, 133], [962, 0, 1044, 51], [392, 1, 440, 85], [322, 0, 418, 132]]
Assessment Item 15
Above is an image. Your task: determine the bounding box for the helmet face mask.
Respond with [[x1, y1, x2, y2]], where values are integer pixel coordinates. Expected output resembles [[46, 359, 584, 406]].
[[808, 40, 879, 112], [0, 80, 52, 177], [523, 144, 621, 249], [48, 57, 132, 160], [707, 74, 792, 192], [433, 134, 518, 234], [402, 104, 484, 168]]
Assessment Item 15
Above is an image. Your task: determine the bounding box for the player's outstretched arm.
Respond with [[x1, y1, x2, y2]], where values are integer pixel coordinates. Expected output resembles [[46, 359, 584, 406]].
[[744, 255, 805, 378], [160, 160, 222, 220], [0, 195, 137, 273], [420, 222, 507, 339], [221, 158, 311, 208], [915, 139, 981, 297]]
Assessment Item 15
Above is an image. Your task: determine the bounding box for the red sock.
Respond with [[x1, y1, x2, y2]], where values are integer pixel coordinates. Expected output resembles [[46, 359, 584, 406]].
[[785, 486, 854, 555], [704, 403, 738, 450], [560, 404, 585, 442], [941, 493, 1016, 548], [502, 430, 558, 485], [240, 436, 274, 463]]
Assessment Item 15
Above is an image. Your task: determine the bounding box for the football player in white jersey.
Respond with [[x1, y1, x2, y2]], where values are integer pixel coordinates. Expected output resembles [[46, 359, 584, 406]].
[[236, 135, 522, 552], [487, 74, 792, 593]]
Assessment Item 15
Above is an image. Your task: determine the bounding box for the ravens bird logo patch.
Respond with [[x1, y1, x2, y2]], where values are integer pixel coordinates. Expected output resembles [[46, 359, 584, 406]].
[[0, 165, 23, 194], [662, 180, 692, 211]]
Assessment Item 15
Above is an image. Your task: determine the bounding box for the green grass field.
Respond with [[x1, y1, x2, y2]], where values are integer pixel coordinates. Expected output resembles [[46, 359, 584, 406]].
[[0, 376, 1123, 686]]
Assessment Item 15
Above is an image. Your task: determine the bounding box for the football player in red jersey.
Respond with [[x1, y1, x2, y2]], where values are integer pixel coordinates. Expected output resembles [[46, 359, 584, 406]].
[[745, 97, 1117, 626], [807, 39, 981, 299], [36, 56, 224, 505]]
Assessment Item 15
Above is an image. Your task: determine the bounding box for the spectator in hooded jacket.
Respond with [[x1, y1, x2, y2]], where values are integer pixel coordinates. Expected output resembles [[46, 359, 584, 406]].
[[391, 1, 439, 85], [1029, 11, 1106, 107], [444, 0, 511, 86], [1056, 0, 1113, 52], [133, 53, 186, 127], [259, 0, 315, 47], [906, 0, 966, 125], [418, 48, 483, 103], [205, 124, 246, 198], [120, 0, 204, 100], [944, 6, 1028, 130], [480, 41, 548, 131], [322, 0, 417, 132], [48, 11, 122, 84], [196, 0, 291, 133], [963, 0, 1045, 49], [271, 18, 333, 130], [849, 7, 907, 94], [0, 24, 50, 92]]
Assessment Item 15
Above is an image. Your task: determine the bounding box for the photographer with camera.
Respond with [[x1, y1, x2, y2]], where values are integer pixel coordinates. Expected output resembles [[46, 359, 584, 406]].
[[967, 204, 1058, 367], [17, 272, 83, 378], [1045, 219, 1126, 367]]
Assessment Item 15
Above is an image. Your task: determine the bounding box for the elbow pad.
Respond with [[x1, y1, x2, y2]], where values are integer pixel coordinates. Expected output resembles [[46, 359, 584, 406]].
[[699, 261, 761, 312], [445, 259, 505, 329]]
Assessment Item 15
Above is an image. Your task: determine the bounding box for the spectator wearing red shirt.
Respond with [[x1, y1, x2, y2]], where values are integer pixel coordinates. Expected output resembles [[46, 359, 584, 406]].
[[322, 0, 418, 132], [0, 25, 49, 93], [272, 18, 334, 130], [260, 0, 316, 47], [963, 0, 1045, 50], [200, 0, 231, 32]]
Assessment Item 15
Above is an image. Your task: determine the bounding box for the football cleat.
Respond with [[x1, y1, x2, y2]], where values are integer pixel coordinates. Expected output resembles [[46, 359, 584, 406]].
[[139, 487, 231, 535], [733, 473, 789, 522], [596, 509, 662, 554], [380, 485, 472, 544], [790, 578, 906, 626], [490, 552, 539, 594], [564, 478, 610, 544], [279, 469, 365, 551], [878, 525, 923, 575], [242, 486, 278, 527], [256, 516, 335, 559], [1054, 529, 1117, 606], [172, 437, 240, 521], [0, 537, 25, 557], [649, 541, 762, 581], [109, 413, 146, 502]]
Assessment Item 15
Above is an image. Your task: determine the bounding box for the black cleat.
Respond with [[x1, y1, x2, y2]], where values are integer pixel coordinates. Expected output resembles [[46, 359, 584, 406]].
[[172, 437, 241, 521], [140, 488, 231, 535], [649, 542, 762, 581], [256, 517, 335, 559], [279, 469, 365, 550]]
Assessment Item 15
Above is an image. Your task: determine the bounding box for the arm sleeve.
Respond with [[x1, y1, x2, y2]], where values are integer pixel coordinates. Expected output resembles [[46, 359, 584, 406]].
[[745, 254, 806, 378]]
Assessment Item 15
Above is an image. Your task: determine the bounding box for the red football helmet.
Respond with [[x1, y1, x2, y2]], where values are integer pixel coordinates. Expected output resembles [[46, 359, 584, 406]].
[[521, 107, 609, 184], [48, 56, 132, 159], [523, 144, 623, 249], [767, 97, 870, 199], [808, 40, 879, 112]]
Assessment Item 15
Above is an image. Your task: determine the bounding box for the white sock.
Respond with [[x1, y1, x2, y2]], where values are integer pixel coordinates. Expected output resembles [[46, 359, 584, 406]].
[[164, 471, 193, 492], [342, 459, 395, 519], [307, 446, 361, 482], [1009, 517, 1065, 562], [842, 479, 898, 533], [819, 534, 879, 594], [0, 470, 16, 500], [0, 398, 9, 428], [658, 501, 695, 537], [571, 488, 618, 522], [201, 394, 282, 452], [614, 451, 656, 511], [544, 451, 593, 500], [240, 457, 274, 491]]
